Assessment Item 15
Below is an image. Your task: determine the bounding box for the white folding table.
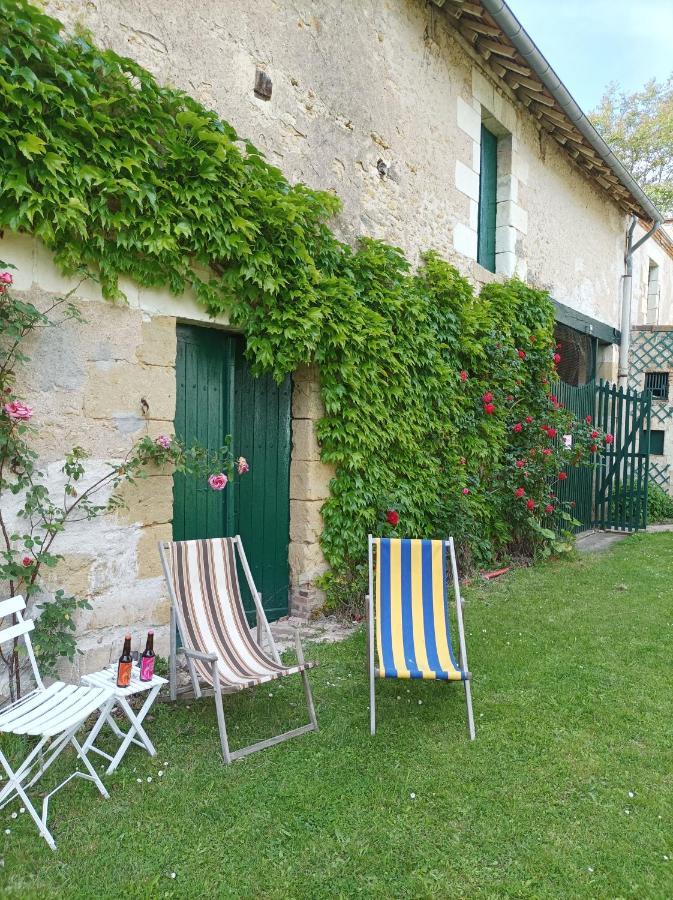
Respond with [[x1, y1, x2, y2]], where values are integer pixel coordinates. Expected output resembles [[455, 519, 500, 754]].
[[81, 664, 167, 774]]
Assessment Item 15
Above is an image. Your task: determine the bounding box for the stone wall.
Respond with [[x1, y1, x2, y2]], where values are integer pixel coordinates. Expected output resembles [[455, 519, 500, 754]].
[[1, 230, 328, 673], [42, 0, 642, 327]]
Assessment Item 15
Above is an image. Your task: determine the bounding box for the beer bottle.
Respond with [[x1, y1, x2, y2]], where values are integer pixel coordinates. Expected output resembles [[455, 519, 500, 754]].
[[116, 633, 133, 688], [139, 629, 155, 682]]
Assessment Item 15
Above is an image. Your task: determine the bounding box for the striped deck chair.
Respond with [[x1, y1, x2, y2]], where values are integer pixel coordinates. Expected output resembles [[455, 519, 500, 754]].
[[367, 536, 475, 739], [159, 537, 318, 764]]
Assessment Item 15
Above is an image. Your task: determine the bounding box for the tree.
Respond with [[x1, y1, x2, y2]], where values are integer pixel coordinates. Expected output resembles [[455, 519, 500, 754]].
[[590, 76, 673, 217]]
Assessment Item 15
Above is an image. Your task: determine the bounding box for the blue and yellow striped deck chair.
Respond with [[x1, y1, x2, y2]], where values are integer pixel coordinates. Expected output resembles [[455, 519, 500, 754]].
[[367, 535, 475, 739]]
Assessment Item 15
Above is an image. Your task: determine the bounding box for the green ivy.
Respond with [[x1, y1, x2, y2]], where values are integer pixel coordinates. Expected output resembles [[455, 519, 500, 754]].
[[1, 2, 598, 610]]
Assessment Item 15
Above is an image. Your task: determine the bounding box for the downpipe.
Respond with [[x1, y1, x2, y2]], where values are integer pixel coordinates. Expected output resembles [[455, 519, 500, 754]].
[[618, 217, 661, 388]]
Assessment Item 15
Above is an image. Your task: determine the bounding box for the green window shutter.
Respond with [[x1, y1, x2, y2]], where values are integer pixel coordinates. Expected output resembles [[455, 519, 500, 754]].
[[477, 125, 497, 272]]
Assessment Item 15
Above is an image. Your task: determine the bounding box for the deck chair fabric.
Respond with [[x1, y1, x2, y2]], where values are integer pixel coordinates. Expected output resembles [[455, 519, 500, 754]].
[[159, 536, 318, 764], [367, 536, 475, 739], [0, 595, 113, 851], [166, 538, 315, 691]]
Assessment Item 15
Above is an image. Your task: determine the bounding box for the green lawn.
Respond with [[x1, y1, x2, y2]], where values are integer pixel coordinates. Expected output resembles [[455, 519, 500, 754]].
[[2, 534, 673, 898]]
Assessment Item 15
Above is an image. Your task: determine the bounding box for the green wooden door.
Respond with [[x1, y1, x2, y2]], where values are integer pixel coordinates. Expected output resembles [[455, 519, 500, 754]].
[[173, 325, 291, 621]]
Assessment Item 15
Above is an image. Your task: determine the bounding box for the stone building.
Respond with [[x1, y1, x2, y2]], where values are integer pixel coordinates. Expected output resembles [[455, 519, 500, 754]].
[[2, 0, 670, 672]]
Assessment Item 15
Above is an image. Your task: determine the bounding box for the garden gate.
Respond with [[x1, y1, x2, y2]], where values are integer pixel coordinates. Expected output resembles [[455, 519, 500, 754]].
[[556, 380, 652, 533]]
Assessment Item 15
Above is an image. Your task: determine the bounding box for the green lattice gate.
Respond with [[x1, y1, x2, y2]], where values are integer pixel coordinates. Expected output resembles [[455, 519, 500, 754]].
[[594, 380, 651, 531], [556, 380, 652, 533]]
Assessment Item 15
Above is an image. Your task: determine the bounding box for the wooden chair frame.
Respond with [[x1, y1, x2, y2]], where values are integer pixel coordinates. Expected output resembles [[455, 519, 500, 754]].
[[367, 535, 475, 740], [159, 537, 318, 764]]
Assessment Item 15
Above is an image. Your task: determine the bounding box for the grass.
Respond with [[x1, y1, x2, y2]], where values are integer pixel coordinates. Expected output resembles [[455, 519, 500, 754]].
[[2, 533, 673, 898]]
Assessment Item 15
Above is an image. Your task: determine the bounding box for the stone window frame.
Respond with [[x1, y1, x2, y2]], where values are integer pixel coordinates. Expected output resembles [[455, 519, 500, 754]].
[[454, 69, 528, 280]]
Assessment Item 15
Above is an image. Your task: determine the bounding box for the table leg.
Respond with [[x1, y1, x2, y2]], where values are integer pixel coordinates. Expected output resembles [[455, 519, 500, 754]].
[[81, 697, 117, 758], [105, 685, 161, 774]]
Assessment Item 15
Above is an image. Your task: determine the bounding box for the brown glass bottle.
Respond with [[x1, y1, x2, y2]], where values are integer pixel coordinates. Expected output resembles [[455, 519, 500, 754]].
[[116, 633, 133, 688], [139, 630, 155, 682]]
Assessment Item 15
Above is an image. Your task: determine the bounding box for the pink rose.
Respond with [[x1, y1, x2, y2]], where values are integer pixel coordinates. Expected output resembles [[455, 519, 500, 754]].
[[21, 556, 31, 567], [154, 434, 171, 449], [512, 423, 522, 433], [208, 473, 228, 491], [4, 401, 33, 421], [462, 487, 470, 495], [0, 272, 12, 284], [515, 460, 525, 468], [237, 456, 250, 475]]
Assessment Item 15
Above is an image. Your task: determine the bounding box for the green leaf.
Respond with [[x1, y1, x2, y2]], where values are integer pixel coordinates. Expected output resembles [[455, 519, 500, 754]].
[[17, 132, 47, 159]]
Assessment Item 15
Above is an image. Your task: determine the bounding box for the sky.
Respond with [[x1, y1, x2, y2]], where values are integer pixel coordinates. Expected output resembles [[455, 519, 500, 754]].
[[507, 0, 673, 112]]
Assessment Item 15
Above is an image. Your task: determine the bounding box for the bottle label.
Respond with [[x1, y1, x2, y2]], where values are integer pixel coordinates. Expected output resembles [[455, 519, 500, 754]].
[[140, 655, 155, 682], [117, 660, 132, 688]]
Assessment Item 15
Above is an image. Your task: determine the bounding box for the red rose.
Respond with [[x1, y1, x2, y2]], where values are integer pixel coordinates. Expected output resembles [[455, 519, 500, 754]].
[[605, 433, 614, 444], [542, 448, 552, 456], [590, 444, 598, 453], [549, 396, 558, 405], [518, 349, 526, 360], [460, 370, 468, 382], [553, 353, 561, 364], [558, 472, 568, 481], [544, 504, 554, 514], [484, 402, 495, 415], [515, 487, 525, 498], [585, 415, 592, 424], [546, 428, 557, 438], [482, 392, 493, 403], [515, 460, 525, 468], [386, 510, 399, 527], [590, 430, 599, 439], [541, 425, 549, 433], [525, 415, 533, 424], [512, 423, 523, 433], [22, 556, 31, 567], [526, 499, 536, 511], [507, 395, 513, 402]]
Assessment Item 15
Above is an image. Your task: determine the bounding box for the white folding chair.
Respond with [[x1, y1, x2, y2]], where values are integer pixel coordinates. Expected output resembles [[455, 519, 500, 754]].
[[0, 596, 114, 851]]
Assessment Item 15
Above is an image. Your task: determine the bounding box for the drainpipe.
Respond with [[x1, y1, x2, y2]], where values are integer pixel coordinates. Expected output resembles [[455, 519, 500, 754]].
[[618, 217, 661, 387]]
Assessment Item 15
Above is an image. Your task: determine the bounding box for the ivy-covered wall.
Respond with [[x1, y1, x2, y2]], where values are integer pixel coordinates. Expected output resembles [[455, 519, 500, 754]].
[[1, 2, 603, 630]]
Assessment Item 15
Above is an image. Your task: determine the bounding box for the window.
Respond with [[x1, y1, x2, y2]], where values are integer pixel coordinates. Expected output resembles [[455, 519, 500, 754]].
[[646, 261, 660, 325], [554, 322, 596, 386], [477, 124, 497, 272], [642, 429, 665, 455], [645, 371, 669, 400]]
